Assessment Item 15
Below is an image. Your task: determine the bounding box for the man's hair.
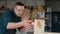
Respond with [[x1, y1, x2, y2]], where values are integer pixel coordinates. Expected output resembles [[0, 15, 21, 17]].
[[15, 2, 24, 6], [10, 2, 24, 10]]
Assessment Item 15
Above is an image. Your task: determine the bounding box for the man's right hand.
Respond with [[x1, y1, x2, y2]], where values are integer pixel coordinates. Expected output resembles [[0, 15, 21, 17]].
[[20, 19, 33, 29]]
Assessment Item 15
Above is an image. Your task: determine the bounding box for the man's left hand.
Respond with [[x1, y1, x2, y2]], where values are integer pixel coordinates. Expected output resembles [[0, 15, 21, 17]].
[[20, 27, 26, 33]]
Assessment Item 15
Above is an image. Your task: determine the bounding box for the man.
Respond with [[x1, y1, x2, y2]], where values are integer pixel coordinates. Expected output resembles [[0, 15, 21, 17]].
[[0, 2, 33, 34]]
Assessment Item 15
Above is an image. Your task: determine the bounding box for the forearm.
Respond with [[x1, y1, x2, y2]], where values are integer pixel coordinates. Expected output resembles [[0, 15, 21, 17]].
[[7, 22, 23, 29]]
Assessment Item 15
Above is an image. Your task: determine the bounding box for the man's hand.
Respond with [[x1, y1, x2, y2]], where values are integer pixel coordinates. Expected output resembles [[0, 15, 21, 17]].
[[20, 27, 26, 33], [21, 19, 33, 29], [19, 19, 34, 33]]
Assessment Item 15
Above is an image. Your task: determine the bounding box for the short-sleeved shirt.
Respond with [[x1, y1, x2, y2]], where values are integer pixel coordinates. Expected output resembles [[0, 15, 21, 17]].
[[0, 10, 21, 34]]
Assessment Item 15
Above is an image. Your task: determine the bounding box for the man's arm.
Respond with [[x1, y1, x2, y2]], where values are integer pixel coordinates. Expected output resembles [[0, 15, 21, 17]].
[[7, 22, 23, 29]]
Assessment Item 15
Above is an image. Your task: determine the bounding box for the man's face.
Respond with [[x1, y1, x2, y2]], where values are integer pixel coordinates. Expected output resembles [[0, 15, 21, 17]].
[[14, 5, 24, 17]]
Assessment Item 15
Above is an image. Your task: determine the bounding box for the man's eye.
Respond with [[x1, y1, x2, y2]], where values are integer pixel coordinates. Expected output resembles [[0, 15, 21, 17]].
[[18, 10, 20, 11]]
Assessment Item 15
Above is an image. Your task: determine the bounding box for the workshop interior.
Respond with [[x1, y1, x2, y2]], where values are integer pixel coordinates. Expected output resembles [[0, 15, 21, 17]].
[[0, 0, 60, 34]]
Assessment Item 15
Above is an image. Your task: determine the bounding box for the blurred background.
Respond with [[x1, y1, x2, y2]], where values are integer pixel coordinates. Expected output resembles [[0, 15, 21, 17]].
[[0, 0, 60, 34]]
